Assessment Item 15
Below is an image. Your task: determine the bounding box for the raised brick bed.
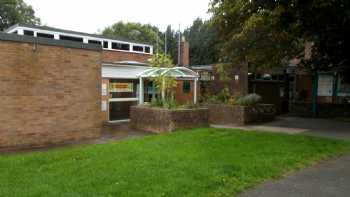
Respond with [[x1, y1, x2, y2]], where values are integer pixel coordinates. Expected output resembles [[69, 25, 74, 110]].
[[207, 104, 276, 125], [130, 106, 209, 133]]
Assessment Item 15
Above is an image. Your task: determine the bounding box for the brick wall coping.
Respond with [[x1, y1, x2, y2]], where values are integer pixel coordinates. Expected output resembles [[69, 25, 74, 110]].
[[133, 105, 208, 112], [0, 32, 102, 51]]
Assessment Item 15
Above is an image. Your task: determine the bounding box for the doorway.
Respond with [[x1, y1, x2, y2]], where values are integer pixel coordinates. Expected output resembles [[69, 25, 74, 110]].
[[108, 79, 139, 122]]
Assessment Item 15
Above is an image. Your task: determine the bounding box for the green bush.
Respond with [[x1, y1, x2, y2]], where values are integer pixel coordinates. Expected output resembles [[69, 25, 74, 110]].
[[150, 98, 179, 109], [150, 98, 200, 110], [206, 93, 262, 107], [235, 94, 262, 106], [206, 88, 231, 104]]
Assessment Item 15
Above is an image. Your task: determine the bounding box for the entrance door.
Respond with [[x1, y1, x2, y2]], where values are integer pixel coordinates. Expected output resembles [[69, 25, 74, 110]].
[[108, 79, 139, 121]]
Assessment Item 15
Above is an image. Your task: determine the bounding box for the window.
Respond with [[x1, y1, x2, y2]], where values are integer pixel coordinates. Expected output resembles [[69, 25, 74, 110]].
[[23, 30, 34, 36], [200, 71, 212, 81], [111, 42, 130, 51], [145, 46, 151, 53], [12, 30, 18, 34], [338, 74, 350, 93], [183, 81, 191, 94], [59, 35, 83, 42], [133, 45, 144, 52], [37, 33, 54, 39], [88, 40, 102, 45], [103, 41, 109, 49]]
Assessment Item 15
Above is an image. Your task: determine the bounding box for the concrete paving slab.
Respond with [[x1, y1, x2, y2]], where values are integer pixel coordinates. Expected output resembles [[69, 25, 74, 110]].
[[212, 116, 350, 140], [211, 124, 307, 134]]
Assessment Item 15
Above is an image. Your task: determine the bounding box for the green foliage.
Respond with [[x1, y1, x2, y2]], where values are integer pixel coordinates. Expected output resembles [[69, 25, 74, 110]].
[[150, 97, 199, 110], [207, 88, 231, 104], [1, 128, 349, 196], [164, 25, 180, 65], [235, 94, 262, 107], [207, 91, 262, 107], [210, 0, 302, 71], [102, 21, 164, 52], [150, 97, 179, 109], [183, 18, 220, 65], [216, 63, 232, 82], [149, 54, 178, 108], [149, 53, 173, 68], [0, 0, 40, 31], [210, 0, 349, 73]]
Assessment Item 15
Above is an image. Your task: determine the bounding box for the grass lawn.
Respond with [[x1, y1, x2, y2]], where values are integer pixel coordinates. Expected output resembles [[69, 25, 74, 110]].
[[335, 117, 350, 123], [1, 128, 350, 197]]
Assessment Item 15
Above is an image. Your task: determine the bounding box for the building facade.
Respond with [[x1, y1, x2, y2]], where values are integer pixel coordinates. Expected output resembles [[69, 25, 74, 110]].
[[0, 24, 197, 149]]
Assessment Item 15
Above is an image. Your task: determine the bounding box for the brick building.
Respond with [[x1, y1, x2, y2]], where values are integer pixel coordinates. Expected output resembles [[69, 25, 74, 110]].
[[0, 24, 198, 149]]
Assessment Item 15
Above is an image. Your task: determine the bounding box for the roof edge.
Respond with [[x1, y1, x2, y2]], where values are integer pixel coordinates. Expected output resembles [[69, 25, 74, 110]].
[[0, 32, 102, 51], [5, 23, 153, 46]]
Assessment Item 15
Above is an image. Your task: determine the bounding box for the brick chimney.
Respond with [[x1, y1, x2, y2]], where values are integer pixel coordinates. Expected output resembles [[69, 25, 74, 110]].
[[179, 38, 190, 67]]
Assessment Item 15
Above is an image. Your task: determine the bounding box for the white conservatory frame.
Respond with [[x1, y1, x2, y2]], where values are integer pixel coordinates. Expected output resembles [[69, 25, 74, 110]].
[[137, 66, 199, 105]]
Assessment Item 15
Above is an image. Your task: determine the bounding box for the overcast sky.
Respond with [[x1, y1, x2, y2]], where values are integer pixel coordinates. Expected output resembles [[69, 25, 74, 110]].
[[24, 0, 212, 34]]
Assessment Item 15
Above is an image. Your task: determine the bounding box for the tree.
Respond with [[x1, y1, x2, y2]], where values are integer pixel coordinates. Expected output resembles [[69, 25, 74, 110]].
[[210, 0, 302, 71], [183, 18, 220, 65], [102, 21, 164, 53], [0, 0, 40, 31], [210, 0, 350, 115], [164, 25, 179, 65], [210, 0, 349, 72]]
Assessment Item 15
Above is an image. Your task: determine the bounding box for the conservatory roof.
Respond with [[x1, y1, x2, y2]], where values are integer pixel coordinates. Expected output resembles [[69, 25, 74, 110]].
[[137, 67, 199, 79]]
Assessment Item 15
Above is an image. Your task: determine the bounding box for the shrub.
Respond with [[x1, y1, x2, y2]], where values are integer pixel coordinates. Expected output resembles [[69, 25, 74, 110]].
[[235, 94, 262, 106], [150, 98, 201, 110], [206, 88, 231, 104], [206, 93, 262, 106]]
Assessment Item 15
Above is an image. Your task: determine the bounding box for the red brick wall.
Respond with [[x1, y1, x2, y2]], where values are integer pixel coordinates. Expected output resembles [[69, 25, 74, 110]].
[[180, 42, 190, 66], [0, 40, 102, 149], [102, 51, 151, 63], [175, 80, 195, 104], [295, 74, 313, 102], [211, 64, 248, 96]]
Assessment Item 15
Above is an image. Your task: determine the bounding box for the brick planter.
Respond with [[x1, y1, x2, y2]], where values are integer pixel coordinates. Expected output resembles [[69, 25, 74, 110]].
[[207, 104, 276, 125], [130, 106, 209, 133]]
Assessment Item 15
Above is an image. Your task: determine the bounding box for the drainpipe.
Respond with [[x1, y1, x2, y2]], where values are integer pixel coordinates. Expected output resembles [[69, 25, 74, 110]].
[[311, 71, 318, 117], [333, 72, 338, 104], [139, 77, 144, 105], [161, 78, 165, 100], [194, 78, 198, 104]]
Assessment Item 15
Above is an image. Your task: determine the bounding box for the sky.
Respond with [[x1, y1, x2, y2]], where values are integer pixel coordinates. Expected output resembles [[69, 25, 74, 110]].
[[24, 0, 212, 34]]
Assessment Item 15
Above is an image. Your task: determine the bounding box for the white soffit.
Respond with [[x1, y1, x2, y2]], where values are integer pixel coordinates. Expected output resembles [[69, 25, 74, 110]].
[[102, 64, 151, 79]]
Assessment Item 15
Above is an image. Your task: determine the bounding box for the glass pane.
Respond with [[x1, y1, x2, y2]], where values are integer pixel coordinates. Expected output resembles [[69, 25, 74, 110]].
[[109, 101, 137, 121], [109, 79, 138, 98], [183, 81, 191, 94]]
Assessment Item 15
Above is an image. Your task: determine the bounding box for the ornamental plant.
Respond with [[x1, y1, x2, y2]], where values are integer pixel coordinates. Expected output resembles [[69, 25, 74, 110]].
[[149, 54, 178, 108]]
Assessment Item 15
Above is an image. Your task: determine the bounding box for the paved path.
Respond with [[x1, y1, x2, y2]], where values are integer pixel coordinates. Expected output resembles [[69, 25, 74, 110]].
[[218, 116, 350, 197], [238, 154, 350, 197], [212, 116, 350, 140]]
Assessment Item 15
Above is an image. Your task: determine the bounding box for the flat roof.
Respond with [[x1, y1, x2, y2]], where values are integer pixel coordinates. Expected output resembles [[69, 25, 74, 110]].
[[190, 65, 214, 71], [5, 24, 152, 45], [0, 32, 102, 51]]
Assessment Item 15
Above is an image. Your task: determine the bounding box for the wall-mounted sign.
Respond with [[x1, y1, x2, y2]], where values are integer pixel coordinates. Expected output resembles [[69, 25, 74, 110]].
[[102, 84, 107, 96], [109, 82, 134, 93], [101, 101, 107, 112], [318, 75, 333, 96]]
